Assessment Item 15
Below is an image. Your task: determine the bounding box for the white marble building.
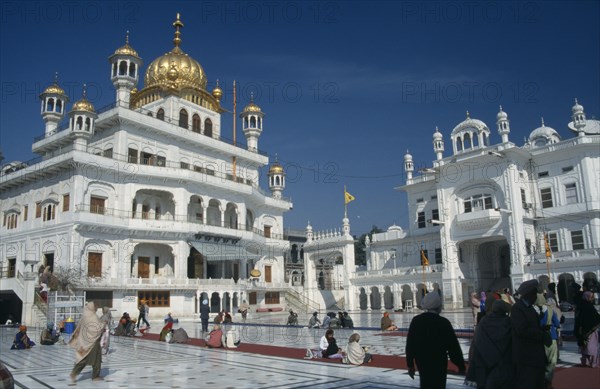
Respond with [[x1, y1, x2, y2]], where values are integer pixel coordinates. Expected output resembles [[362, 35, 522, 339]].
[[0, 15, 294, 324], [356, 104, 600, 310]]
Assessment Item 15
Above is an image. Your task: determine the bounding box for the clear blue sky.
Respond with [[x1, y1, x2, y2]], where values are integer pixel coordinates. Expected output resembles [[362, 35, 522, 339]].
[[1, 1, 598, 236]]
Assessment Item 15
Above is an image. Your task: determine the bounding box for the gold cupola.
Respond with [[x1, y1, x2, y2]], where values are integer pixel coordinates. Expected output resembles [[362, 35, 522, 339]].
[[212, 79, 223, 101], [113, 31, 140, 58], [144, 13, 207, 91], [130, 13, 223, 113], [71, 85, 95, 113]]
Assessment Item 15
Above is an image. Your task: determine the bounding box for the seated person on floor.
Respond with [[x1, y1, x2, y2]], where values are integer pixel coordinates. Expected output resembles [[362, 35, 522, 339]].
[[343, 312, 354, 329], [287, 310, 298, 326], [347, 333, 372, 365], [322, 329, 344, 359], [322, 312, 333, 329], [169, 328, 190, 344], [40, 323, 61, 345], [381, 312, 398, 331], [308, 312, 321, 328], [114, 312, 136, 336], [206, 324, 224, 348], [11, 325, 35, 349]]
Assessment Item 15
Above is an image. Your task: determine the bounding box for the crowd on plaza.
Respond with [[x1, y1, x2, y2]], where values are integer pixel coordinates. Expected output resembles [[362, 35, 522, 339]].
[[3, 277, 599, 387]]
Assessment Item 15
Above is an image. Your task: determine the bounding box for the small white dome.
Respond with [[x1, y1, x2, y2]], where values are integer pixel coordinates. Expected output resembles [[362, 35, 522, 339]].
[[496, 106, 508, 120], [387, 224, 403, 232], [529, 122, 561, 147], [433, 127, 443, 140]]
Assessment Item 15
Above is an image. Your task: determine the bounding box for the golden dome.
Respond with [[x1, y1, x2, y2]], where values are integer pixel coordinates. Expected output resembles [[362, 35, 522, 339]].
[[269, 163, 284, 174], [42, 83, 66, 96], [114, 43, 139, 57], [212, 80, 222, 101], [71, 86, 95, 113], [143, 14, 207, 91], [41, 73, 67, 97], [243, 101, 262, 113]]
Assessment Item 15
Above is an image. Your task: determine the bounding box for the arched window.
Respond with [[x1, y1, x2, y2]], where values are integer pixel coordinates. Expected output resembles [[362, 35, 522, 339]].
[[157, 108, 165, 121], [473, 133, 479, 147], [456, 136, 463, 151], [464, 133, 471, 149], [85, 118, 91, 131], [56, 100, 62, 113], [250, 117, 256, 128], [192, 114, 201, 133], [204, 118, 213, 137], [275, 176, 280, 185], [129, 63, 136, 77], [244, 117, 248, 128], [483, 133, 488, 146], [76, 116, 83, 130], [258, 117, 262, 129], [119, 61, 127, 76], [179, 109, 188, 128], [46, 98, 54, 112], [112, 62, 117, 77]]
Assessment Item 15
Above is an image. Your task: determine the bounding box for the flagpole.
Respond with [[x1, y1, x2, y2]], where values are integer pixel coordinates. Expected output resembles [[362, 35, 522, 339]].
[[544, 233, 552, 282], [344, 185, 347, 218], [232, 80, 237, 180]]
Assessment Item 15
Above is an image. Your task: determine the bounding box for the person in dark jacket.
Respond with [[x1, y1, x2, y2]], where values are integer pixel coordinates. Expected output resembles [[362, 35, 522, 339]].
[[511, 279, 549, 389], [200, 299, 210, 332], [406, 292, 465, 389], [466, 300, 513, 388]]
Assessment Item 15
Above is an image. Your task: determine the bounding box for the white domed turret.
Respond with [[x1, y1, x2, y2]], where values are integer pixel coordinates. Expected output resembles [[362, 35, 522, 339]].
[[432, 126, 444, 160], [572, 98, 586, 136], [497, 105, 510, 143], [69, 85, 98, 150], [109, 31, 143, 106], [451, 111, 490, 154], [40, 73, 69, 136], [306, 222, 313, 242], [404, 150, 414, 182], [240, 93, 264, 152], [528, 118, 561, 148], [267, 156, 285, 199]]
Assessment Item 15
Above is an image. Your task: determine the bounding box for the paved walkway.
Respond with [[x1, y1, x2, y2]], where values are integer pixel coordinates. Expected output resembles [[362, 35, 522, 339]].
[[0, 310, 591, 388]]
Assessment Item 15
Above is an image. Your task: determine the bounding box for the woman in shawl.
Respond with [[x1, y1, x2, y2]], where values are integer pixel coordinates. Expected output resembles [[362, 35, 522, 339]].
[[69, 302, 104, 382], [574, 291, 600, 368], [321, 329, 344, 359], [346, 333, 372, 365], [11, 325, 35, 349], [465, 300, 513, 388], [99, 307, 112, 355], [159, 313, 174, 341]]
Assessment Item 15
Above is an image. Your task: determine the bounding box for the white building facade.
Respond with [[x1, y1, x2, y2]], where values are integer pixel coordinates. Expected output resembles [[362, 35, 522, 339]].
[[355, 105, 600, 310], [0, 16, 294, 324]]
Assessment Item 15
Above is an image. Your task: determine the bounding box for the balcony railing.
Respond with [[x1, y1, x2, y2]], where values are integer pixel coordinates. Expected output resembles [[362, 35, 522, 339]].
[[75, 204, 287, 239], [525, 248, 600, 264]]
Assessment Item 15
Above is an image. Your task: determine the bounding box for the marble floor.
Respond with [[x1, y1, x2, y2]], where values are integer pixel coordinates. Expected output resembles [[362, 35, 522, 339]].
[[0, 310, 584, 388]]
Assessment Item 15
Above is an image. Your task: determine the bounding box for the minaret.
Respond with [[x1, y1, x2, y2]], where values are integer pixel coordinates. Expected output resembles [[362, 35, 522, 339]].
[[306, 222, 313, 242], [404, 150, 414, 183], [240, 93, 264, 152], [572, 98, 586, 137], [69, 85, 97, 151], [432, 126, 444, 160], [109, 31, 142, 106], [267, 156, 285, 199], [497, 105, 510, 143], [40, 73, 69, 135]]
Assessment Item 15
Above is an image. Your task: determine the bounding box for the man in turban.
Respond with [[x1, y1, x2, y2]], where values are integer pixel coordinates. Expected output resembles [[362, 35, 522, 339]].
[[511, 279, 548, 388], [200, 299, 211, 332], [406, 292, 465, 388]]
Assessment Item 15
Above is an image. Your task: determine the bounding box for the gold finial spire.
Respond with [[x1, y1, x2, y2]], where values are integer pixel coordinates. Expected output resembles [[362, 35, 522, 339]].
[[82, 83, 87, 99], [54, 72, 59, 84], [126, 30, 130, 44], [250, 91, 254, 102], [172, 13, 184, 49]]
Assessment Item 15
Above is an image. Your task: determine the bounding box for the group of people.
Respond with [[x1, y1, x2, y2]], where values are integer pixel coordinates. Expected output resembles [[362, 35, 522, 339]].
[[289, 310, 354, 329], [305, 329, 372, 365], [470, 288, 517, 325], [114, 312, 137, 337], [464, 279, 600, 389]]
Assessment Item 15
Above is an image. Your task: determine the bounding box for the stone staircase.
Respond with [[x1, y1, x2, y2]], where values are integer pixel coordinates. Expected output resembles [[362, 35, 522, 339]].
[[285, 288, 320, 314]]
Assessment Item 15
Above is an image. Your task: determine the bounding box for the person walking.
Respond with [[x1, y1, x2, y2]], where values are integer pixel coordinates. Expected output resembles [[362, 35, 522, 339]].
[[406, 292, 465, 388], [574, 291, 600, 368], [200, 299, 210, 332], [535, 293, 561, 387], [465, 300, 513, 388], [511, 279, 549, 389], [137, 300, 150, 329], [69, 302, 104, 382]]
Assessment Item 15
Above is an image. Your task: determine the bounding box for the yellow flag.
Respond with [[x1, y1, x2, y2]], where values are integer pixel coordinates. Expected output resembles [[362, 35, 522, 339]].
[[421, 249, 430, 266], [344, 190, 355, 205], [544, 234, 552, 258]]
